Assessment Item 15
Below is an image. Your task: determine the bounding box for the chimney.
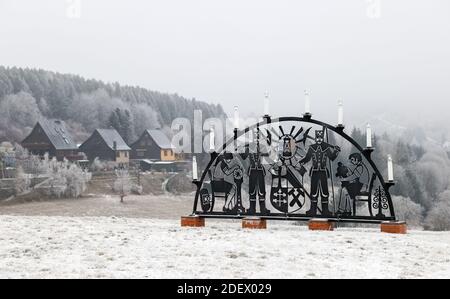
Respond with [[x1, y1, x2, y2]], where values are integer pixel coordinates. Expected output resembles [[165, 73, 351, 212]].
[[113, 141, 117, 150]]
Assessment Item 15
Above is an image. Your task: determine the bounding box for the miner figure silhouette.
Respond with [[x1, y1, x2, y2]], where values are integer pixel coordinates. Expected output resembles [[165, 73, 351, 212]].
[[299, 130, 341, 217]]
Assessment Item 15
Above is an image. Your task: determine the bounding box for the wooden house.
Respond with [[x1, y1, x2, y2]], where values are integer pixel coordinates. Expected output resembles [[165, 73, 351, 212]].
[[79, 129, 131, 166], [130, 130, 179, 161], [21, 119, 81, 161]]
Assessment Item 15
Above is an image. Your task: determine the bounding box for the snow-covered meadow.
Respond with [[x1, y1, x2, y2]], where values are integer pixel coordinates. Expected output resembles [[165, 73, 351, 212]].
[[1, 214, 449, 279]]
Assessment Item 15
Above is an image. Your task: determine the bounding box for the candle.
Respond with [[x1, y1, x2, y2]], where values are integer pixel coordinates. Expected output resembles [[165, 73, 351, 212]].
[[192, 156, 198, 181], [264, 92, 270, 116], [209, 127, 215, 152], [337, 100, 344, 126], [366, 123, 373, 148], [387, 155, 394, 182], [234, 106, 239, 129], [304, 90, 311, 115]]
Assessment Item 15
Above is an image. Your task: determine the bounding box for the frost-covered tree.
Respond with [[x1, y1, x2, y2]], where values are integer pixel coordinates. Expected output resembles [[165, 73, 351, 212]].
[[392, 196, 424, 228], [114, 168, 131, 203], [109, 108, 134, 143], [37, 154, 91, 199], [14, 143, 41, 175], [65, 163, 92, 198], [14, 166, 30, 195], [90, 157, 106, 172], [415, 150, 450, 208], [39, 155, 68, 198], [130, 103, 160, 137], [424, 191, 450, 231], [0, 92, 41, 141]]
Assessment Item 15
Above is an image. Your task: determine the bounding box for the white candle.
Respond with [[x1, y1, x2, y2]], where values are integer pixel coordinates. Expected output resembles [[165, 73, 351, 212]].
[[337, 100, 344, 126], [264, 92, 270, 116], [387, 155, 394, 182], [192, 156, 198, 181], [234, 106, 239, 129], [304, 90, 311, 115], [209, 127, 215, 152], [366, 123, 373, 148]]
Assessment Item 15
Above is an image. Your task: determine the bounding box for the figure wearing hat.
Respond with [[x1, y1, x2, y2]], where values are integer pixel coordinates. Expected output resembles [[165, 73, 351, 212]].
[[240, 126, 271, 215], [298, 130, 341, 216]]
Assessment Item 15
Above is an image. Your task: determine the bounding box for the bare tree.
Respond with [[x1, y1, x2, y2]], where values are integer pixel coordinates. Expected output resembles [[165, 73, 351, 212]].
[[114, 168, 131, 203]]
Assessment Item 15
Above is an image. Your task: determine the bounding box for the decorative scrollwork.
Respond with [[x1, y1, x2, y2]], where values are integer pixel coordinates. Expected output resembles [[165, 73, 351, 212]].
[[373, 187, 388, 210], [373, 186, 389, 219]]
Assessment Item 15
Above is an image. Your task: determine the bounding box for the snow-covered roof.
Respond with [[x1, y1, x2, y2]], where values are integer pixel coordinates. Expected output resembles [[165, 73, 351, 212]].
[[24, 119, 78, 150], [146, 130, 174, 149], [96, 129, 131, 151]]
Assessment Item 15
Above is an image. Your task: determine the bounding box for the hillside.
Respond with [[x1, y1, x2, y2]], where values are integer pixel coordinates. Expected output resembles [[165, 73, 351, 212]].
[[0, 66, 226, 143]]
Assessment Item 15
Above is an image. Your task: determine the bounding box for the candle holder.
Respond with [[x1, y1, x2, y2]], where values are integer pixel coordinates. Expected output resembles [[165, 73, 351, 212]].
[[363, 147, 374, 159], [385, 181, 395, 190], [233, 128, 239, 152], [336, 124, 345, 132]]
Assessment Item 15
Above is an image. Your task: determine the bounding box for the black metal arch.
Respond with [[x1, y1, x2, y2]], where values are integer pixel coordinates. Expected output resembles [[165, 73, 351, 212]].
[[192, 116, 396, 224]]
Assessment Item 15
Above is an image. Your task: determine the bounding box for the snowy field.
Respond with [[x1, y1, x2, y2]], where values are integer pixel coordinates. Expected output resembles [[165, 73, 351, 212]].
[[1, 214, 450, 279]]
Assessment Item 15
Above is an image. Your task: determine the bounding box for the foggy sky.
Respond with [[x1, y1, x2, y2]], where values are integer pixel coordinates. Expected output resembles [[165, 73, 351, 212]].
[[1, 0, 449, 127]]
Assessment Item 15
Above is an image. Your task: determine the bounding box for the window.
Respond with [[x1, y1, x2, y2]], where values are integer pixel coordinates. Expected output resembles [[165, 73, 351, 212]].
[[125, 151, 128, 158], [164, 150, 168, 156], [116, 151, 120, 158]]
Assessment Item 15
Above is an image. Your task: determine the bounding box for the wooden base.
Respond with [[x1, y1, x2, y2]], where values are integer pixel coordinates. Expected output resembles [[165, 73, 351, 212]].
[[381, 221, 407, 234], [242, 217, 267, 229], [181, 216, 205, 227], [308, 219, 334, 231]]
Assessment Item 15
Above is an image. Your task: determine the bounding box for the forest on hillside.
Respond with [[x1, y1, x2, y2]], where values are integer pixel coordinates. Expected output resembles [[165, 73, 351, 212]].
[[349, 127, 450, 230], [0, 66, 226, 143]]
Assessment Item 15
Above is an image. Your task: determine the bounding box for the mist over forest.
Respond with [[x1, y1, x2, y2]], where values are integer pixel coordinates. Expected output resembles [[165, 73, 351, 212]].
[[0, 66, 226, 143]]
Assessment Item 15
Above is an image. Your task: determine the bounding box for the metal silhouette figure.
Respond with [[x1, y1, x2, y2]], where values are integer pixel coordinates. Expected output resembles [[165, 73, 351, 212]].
[[336, 153, 371, 216], [241, 126, 271, 214], [298, 130, 340, 217]]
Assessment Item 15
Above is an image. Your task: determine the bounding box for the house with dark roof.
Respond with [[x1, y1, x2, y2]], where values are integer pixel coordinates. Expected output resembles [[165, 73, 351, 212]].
[[21, 119, 81, 161], [130, 130, 179, 161], [79, 129, 131, 166]]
